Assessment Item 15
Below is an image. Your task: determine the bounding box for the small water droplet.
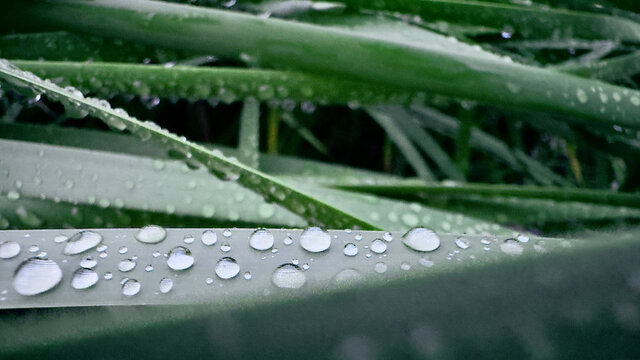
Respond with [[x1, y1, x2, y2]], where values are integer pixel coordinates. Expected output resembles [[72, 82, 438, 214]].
[[334, 268, 362, 284], [104, 272, 113, 280], [118, 259, 137, 272], [71, 268, 99, 289], [249, 229, 274, 251], [205, 277, 214, 285], [215, 257, 240, 279], [302, 263, 310, 270], [119, 246, 128, 254], [374, 262, 387, 274], [64, 231, 103, 255], [402, 228, 440, 252], [480, 238, 492, 245], [500, 239, 523, 256], [283, 236, 293, 246], [223, 229, 232, 238], [401, 262, 411, 270], [145, 264, 154, 272], [96, 244, 107, 252], [370, 239, 387, 254], [13, 258, 63, 296], [99, 252, 108, 259], [28, 245, 39, 253], [135, 225, 166, 244], [80, 256, 97, 269], [300, 227, 331, 253], [343, 243, 358, 256], [152, 251, 161, 258], [516, 235, 529, 243], [419, 258, 434, 267], [121, 279, 141, 296], [272, 264, 306, 288], [221, 243, 231, 252], [244, 272, 252, 280], [576, 89, 588, 103], [354, 234, 363, 241], [183, 235, 195, 244], [159, 277, 173, 293], [201, 230, 218, 246], [455, 237, 470, 249], [167, 246, 194, 270], [0, 241, 21, 259], [383, 232, 393, 242], [53, 235, 68, 243]]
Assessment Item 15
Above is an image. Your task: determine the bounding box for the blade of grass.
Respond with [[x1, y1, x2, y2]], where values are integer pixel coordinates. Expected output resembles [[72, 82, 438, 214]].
[[237, 98, 260, 167], [3, 0, 640, 127], [555, 51, 640, 82], [280, 111, 329, 156]]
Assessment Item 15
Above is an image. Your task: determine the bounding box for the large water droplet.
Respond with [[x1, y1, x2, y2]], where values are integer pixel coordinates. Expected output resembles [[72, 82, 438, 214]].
[[272, 263, 306, 289], [215, 257, 240, 279], [13, 258, 63, 296], [299, 227, 331, 253], [63, 231, 103, 255], [122, 279, 141, 296], [135, 225, 166, 244], [249, 229, 274, 251], [370, 239, 387, 254], [500, 239, 523, 256], [0, 241, 21, 259], [71, 268, 99, 289], [201, 230, 217, 246], [343, 243, 358, 256], [167, 246, 194, 270], [118, 259, 137, 272], [402, 228, 440, 252], [159, 277, 173, 293]]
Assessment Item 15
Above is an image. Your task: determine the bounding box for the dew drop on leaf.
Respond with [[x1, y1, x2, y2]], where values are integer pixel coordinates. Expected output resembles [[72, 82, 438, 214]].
[[167, 246, 194, 270], [215, 257, 240, 279], [122, 279, 141, 296], [80, 256, 97, 269], [272, 263, 306, 289], [343, 243, 358, 257], [370, 239, 387, 254], [300, 227, 331, 253], [13, 258, 62, 296], [374, 262, 387, 273], [71, 268, 99, 289], [118, 259, 137, 272], [0, 241, 21, 259], [201, 230, 217, 246], [135, 225, 167, 244], [159, 277, 173, 293], [64, 231, 103, 255], [249, 229, 274, 251], [500, 239, 523, 256], [455, 237, 470, 249], [402, 228, 440, 252]]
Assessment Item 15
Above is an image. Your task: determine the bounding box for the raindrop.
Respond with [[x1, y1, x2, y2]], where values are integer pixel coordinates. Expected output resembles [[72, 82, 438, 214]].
[[64, 231, 103, 255], [244, 272, 252, 280], [28, 245, 39, 253], [121, 279, 141, 296], [96, 244, 107, 252], [480, 238, 492, 245], [401, 262, 411, 270], [145, 264, 154, 272], [220, 243, 231, 252], [183, 235, 195, 244], [272, 264, 306, 289], [118, 259, 137, 272], [500, 239, 523, 256], [343, 243, 358, 256], [159, 277, 173, 293], [119, 246, 128, 254], [13, 258, 63, 296], [576, 89, 588, 104], [300, 227, 331, 253], [370, 239, 387, 254], [53, 235, 68, 243], [104, 272, 113, 280], [419, 258, 434, 267], [223, 229, 232, 238], [402, 228, 440, 252], [135, 225, 166, 244], [283, 236, 293, 246], [201, 230, 218, 246], [354, 234, 363, 241], [0, 241, 21, 259], [334, 268, 363, 284], [215, 257, 240, 279], [99, 252, 108, 259], [205, 277, 214, 285], [383, 232, 393, 242], [374, 262, 387, 274], [71, 268, 99, 290], [167, 246, 194, 270], [249, 229, 274, 251], [80, 256, 97, 269], [516, 235, 530, 243], [302, 263, 310, 270], [152, 251, 161, 258], [455, 237, 470, 249]]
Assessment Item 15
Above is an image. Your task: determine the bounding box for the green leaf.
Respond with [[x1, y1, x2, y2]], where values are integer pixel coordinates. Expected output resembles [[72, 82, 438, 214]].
[[237, 98, 261, 167], [4, 0, 640, 127]]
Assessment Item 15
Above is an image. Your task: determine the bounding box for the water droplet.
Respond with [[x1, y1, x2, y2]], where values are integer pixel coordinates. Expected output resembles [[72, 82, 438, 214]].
[[152, 251, 161, 258], [343, 243, 358, 256], [167, 246, 194, 270], [99, 252, 108, 259], [159, 277, 173, 293], [374, 262, 387, 273], [54, 235, 68, 243], [145, 264, 154, 272], [455, 237, 470, 249], [118, 259, 137, 272], [183, 235, 195, 244], [205, 277, 214, 285], [272, 264, 306, 289], [104, 272, 113, 280], [576, 89, 588, 103], [220, 243, 231, 252], [215, 257, 240, 279], [28, 245, 39, 253], [80, 256, 97, 269], [370, 239, 387, 254], [480, 238, 492, 245], [334, 268, 362, 284], [64, 231, 103, 255], [354, 234, 363, 241], [249, 229, 274, 251], [500, 239, 523, 256], [302, 263, 310, 270], [283, 236, 293, 246], [96, 244, 107, 252], [516, 235, 529, 243], [135, 225, 166, 244], [121, 279, 141, 296], [244, 272, 252, 280], [223, 229, 232, 238], [71, 268, 99, 289], [201, 230, 217, 246], [13, 258, 62, 296], [300, 227, 331, 253], [401, 262, 411, 270], [402, 228, 440, 252], [119, 246, 128, 254], [383, 232, 393, 242], [7, 190, 20, 200], [0, 241, 21, 259]]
